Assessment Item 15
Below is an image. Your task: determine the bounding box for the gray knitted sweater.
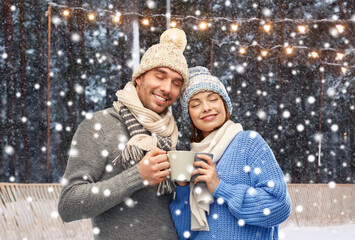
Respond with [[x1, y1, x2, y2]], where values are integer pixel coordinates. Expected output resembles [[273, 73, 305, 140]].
[[58, 108, 178, 240]]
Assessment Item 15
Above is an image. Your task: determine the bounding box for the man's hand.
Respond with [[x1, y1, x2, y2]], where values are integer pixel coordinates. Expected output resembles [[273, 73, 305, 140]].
[[137, 147, 170, 186]]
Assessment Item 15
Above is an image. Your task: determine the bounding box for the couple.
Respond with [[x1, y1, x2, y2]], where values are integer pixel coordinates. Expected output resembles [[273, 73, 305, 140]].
[[58, 28, 291, 240]]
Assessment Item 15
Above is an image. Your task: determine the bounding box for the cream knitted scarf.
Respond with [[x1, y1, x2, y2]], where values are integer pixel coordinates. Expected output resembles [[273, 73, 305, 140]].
[[189, 120, 243, 231], [112, 82, 178, 195]]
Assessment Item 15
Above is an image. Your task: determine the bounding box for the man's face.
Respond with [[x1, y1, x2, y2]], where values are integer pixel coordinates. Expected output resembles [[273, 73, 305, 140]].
[[135, 67, 184, 114]]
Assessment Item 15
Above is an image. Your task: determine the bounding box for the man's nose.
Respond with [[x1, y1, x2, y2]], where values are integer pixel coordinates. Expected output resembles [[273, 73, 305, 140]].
[[160, 80, 172, 93]]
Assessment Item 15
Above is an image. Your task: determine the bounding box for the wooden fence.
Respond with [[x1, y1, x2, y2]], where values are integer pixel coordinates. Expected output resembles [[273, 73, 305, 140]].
[[1, 183, 354, 240]]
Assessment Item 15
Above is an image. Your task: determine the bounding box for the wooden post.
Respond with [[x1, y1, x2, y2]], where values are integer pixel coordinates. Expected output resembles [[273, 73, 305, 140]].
[[46, 4, 52, 182]]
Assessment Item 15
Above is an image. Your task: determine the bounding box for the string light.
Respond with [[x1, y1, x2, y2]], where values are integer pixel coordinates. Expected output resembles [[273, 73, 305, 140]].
[[239, 47, 247, 54], [261, 50, 268, 57], [170, 21, 177, 28], [298, 25, 307, 33], [142, 18, 150, 26], [50, 3, 355, 72], [341, 67, 347, 74], [263, 24, 271, 33], [113, 14, 120, 23], [336, 52, 344, 60], [335, 24, 345, 33], [311, 51, 319, 58], [199, 21, 208, 30], [286, 47, 293, 55], [62, 9, 70, 17], [88, 13, 95, 21], [231, 23, 238, 31]]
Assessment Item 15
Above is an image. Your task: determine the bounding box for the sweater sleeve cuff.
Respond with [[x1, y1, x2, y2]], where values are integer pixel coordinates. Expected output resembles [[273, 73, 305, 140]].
[[123, 165, 145, 191], [212, 179, 247, 209], [175, 184, 190, 202]]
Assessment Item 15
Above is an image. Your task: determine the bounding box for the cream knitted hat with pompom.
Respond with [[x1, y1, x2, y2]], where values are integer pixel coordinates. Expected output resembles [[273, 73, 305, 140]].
[[132, 28, 189, 90]]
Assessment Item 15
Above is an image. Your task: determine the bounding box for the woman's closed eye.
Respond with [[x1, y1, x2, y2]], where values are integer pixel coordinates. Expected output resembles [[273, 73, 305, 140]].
[[190, 103, 200, 108]]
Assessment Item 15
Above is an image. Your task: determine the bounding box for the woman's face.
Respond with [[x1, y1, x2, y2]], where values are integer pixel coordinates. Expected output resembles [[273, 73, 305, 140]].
[[188, 91, 227, 138]]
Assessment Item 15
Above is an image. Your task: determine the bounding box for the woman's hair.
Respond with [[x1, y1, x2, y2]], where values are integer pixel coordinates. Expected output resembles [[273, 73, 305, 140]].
[[190, 99, 231, 143]]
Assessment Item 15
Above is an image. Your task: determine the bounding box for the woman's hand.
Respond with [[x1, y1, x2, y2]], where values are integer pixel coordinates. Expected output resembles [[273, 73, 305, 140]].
[[191, 154, 219, 194]]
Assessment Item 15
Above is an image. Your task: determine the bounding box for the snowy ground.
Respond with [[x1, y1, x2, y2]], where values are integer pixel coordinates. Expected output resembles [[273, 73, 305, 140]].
[[280, 224, 355, 240]]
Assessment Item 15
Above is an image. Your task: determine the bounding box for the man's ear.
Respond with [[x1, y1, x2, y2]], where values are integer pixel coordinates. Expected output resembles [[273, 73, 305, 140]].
[[135, 76, 142, 86]]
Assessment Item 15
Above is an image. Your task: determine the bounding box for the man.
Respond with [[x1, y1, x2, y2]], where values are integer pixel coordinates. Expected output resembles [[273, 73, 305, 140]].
[[58, 28, 189, 240]]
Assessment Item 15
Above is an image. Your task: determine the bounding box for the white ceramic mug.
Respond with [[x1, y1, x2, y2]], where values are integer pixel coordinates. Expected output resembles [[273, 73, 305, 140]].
[[167, 151, 195, 182]]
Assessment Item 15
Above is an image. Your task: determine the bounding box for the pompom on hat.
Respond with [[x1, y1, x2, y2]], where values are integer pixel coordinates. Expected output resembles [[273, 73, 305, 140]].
[[181, 66, 233, 123], [132, 28, 189, 89]]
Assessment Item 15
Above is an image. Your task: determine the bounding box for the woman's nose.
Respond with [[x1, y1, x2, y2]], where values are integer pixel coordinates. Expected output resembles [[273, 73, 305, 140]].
[[202, 101, 212, 112]]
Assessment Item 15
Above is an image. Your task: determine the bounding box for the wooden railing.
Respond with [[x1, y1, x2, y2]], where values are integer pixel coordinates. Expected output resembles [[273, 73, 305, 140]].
[[1, 183, 354, 240]]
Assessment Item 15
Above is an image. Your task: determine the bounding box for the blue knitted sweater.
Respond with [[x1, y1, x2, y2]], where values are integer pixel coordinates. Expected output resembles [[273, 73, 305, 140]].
[[170, 131, 291, 240]]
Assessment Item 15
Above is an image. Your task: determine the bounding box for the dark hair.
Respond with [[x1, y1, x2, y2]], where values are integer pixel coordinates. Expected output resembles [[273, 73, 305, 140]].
[[190, 99, 231, 143]]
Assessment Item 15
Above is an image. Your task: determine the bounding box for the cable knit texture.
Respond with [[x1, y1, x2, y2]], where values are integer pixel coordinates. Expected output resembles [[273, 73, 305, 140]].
[[170, 130, 291, 240]]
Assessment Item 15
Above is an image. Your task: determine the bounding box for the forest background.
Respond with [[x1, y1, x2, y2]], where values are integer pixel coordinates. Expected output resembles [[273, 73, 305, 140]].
[[0, 0, 354, 184]]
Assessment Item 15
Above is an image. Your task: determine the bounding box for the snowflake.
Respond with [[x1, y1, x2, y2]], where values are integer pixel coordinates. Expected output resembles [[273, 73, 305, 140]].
[[55, 123, 63, 131], [296, 205, 303, 212], [91, 186, 99, 194], [175, 209, 181, 216], [74, 83, 84, 94], [103, 189, 111, 197], [331, 124, 338, 132], [51, 211, 59, 219], [106, 165, 113, 172], [282, 110, 291, 119], [71, 33, 80, 42], [257, 110, 266, 120], [307, 155, 315, 163], [183, 231, 191, 239], [60, 178, 68, 186], [262, 8, 272, 17], [267, 181, 275, 188], [125, 198, 135, 208], [94, 123, 102, 131], [297, 124, 305, 132], [5, 145, 14, 155], [263, 208, 271, 215], [194, 186, 202, 194], [101, 149, 109, 157], [93, 227, 100, 235], [254, 167, 261, 175], [236, 65, 245, 73], [244, 165, 251, 173], [328, 181, 336, 189], [217, 197, 224, 205], [238, 219, 245, 226], [247, 187, 257, 196], [249, 131, 257, 138], [69, 148, 78, 157], [307, 96, 316, 104]]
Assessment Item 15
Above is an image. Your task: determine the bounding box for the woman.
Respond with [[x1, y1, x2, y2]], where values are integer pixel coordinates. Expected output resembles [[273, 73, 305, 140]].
[[170, 66, 291, 239]]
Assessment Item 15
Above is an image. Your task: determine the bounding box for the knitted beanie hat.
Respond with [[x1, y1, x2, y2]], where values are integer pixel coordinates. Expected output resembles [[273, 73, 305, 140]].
[[132, 28, 189, 89], [181, 66, 233, 122]]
